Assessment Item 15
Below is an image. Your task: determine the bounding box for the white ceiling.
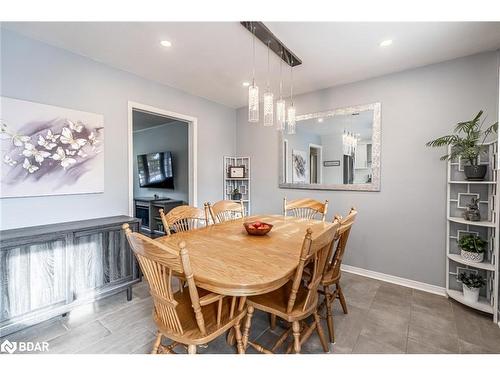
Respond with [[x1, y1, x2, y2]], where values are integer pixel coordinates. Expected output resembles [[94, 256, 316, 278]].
[[132, 109, 182, 131], [3, 22, 500, 108]]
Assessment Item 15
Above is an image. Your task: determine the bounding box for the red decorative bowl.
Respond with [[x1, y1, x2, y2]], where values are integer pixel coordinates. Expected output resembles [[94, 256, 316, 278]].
[[243, 221, 273, 236]]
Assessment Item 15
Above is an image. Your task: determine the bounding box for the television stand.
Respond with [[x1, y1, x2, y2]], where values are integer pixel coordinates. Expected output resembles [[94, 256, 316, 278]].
[[134, 197, 184, 237]]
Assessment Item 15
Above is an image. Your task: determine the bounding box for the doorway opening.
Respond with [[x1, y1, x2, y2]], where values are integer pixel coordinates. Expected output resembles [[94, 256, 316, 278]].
[[309, 144, 322, 184], [127, 102, 197, 236]]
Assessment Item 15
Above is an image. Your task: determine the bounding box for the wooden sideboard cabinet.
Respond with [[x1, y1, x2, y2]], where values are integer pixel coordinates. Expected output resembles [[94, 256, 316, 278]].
[[0, 216, 141, 337]]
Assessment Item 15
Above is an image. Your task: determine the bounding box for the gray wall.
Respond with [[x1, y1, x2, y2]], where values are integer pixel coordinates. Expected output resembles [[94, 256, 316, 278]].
[[0, 29, 236, 230], [236, 51, 499, 287], [133, 121, 189, 202]]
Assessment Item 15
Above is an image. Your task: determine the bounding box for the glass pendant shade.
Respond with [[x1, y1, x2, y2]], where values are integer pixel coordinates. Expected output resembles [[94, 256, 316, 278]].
[[287, 105, 296, 134], [276, 99, 286, 131], [248, 84, 259, 123], [263, 91, 274, 127]]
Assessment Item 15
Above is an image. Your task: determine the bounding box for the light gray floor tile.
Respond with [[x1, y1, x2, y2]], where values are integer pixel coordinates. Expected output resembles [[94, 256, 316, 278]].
[[406, 338, 453, 354], [408, 324, 459, 353], [411, 290, 453, 318], [410, 308, 458, 338], [8, 275, 499, 355], [99, 297, 155, 334], [5, 318, 69, 343], [458, 339, 497, 354], [359, 318, 408, 352], [78, 322, 156, 354], [352, 333, 404, 354], [47, 320, 111, 354], [61, 290, 141, 330]]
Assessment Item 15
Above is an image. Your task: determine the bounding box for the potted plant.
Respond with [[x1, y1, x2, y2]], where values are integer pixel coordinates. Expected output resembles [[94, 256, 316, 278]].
[[231, 188, 242, 200], [458, 234, 487, 263], [426, 110, 498, 180], [458, 272, 485, 303]]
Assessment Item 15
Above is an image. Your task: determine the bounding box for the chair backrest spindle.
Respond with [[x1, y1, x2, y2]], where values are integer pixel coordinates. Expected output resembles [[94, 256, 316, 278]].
[[286, 223, 338, 314], [324, 208, 357, 281], [206, 200, 245, 224], [123, 223, 208, 337], [283, 197, 329, 221], [159, 205, 208, 236]]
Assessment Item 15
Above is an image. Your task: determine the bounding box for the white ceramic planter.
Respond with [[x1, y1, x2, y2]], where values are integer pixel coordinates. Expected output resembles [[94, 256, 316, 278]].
[[460, 249, 484, 263], [463, 285, 480, 303]]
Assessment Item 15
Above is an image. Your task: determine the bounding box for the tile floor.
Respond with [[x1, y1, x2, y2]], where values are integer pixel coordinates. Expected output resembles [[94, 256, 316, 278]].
[[4, 273, 500, 354]]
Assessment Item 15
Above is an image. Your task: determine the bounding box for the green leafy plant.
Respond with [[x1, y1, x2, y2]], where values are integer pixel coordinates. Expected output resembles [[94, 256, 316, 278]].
[[458, 235, 487, 253], [233, 188, 240, 194], [426, 110, 498, 165], [458, 272, 485, 288]]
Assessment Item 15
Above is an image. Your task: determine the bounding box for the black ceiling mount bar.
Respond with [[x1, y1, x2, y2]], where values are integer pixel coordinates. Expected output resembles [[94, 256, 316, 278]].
[[240, 21, 302, 67]]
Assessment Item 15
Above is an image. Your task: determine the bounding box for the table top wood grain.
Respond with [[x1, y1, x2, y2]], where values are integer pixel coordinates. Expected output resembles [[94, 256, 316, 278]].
[[155, 215, 336, 296]]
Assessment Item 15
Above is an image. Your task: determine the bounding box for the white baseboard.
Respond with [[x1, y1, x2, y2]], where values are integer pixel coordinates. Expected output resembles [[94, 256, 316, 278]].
[[341, 264, 447, 296]]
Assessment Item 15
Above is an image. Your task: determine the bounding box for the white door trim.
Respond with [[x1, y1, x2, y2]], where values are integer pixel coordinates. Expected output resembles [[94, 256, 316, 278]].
[[127, 101, 198, 216]]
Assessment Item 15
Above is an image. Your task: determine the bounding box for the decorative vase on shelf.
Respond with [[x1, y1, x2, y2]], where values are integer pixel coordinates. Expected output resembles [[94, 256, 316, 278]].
[[462, 285, 480, 303], [458, 272, 485, 304], [464, 164, 487, 181], [463, 197, 481, 221], [231, 189, 242, 201], [458, 234, 486, 263], [460, 249, 484, 263]]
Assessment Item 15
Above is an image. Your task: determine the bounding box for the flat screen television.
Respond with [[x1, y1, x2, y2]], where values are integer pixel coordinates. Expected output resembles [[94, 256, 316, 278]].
[[137, 151, 174, 189]]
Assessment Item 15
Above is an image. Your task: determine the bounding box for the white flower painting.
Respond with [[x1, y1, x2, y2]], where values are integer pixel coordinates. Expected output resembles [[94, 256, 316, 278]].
[[0, 97, 104, 198]]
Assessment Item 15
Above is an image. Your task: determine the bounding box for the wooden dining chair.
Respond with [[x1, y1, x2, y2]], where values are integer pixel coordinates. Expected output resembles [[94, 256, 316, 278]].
[[159, 205, 209, 236], [123, 223, 247, 354], [318, 208, 357, 343], [206, 200, 245, 224], [283, 197, 329, 221], [241, 223, 339, 354]]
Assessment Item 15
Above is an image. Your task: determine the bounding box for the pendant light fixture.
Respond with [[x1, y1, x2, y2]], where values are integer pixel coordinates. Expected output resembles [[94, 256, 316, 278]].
[[241, 22, 302, 127], [263, 41, 274, 127], [275, 48, 286, 131], [248, 25, 259, 123], [287, 62, 296, 134]]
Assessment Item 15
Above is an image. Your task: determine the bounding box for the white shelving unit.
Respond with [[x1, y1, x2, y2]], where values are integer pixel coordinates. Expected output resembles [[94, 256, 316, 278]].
[[446, 141, 499, 323], [223, 156, 251, 216]]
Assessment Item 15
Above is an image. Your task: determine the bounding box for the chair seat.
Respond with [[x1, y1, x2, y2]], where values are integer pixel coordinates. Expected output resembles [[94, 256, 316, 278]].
[[247, 281, 318, 321], [154, 286, 246, 345]]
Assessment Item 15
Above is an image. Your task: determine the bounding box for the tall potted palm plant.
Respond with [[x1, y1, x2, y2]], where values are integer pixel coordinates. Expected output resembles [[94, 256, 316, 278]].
[[426, 110, 498, 180]]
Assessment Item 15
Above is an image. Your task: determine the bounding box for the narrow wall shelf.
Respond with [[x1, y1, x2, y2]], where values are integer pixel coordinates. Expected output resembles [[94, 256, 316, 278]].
[[447, 254, 495, 271], [447, 290, 493, 314], [446, 141, 498, 323], [223, 156, 251, 216], [447, 217, 497, 228], [448, 180, 496, 184]]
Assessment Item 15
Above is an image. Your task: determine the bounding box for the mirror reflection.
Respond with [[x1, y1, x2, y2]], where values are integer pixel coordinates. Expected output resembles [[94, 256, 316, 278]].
[[280, 103, 380, 191]]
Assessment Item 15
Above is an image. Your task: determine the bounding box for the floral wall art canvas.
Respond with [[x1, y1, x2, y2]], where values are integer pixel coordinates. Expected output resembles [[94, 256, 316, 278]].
[[0, 97, 104, 198]]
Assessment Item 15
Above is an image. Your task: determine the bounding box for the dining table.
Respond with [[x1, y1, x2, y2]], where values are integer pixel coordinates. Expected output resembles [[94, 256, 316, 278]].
[[154, 214, 337, 297]]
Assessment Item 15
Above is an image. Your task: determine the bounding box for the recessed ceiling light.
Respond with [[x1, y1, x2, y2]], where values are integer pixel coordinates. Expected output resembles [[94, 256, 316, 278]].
[[317, 118, 324, 123], [242, 82, 250, 87], [160, 40, 172, 48], [380, 39, 393, 47]]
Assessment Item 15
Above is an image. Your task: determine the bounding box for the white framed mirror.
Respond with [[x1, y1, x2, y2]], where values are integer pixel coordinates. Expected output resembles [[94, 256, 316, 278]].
[[279, 102, 381, 191]]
